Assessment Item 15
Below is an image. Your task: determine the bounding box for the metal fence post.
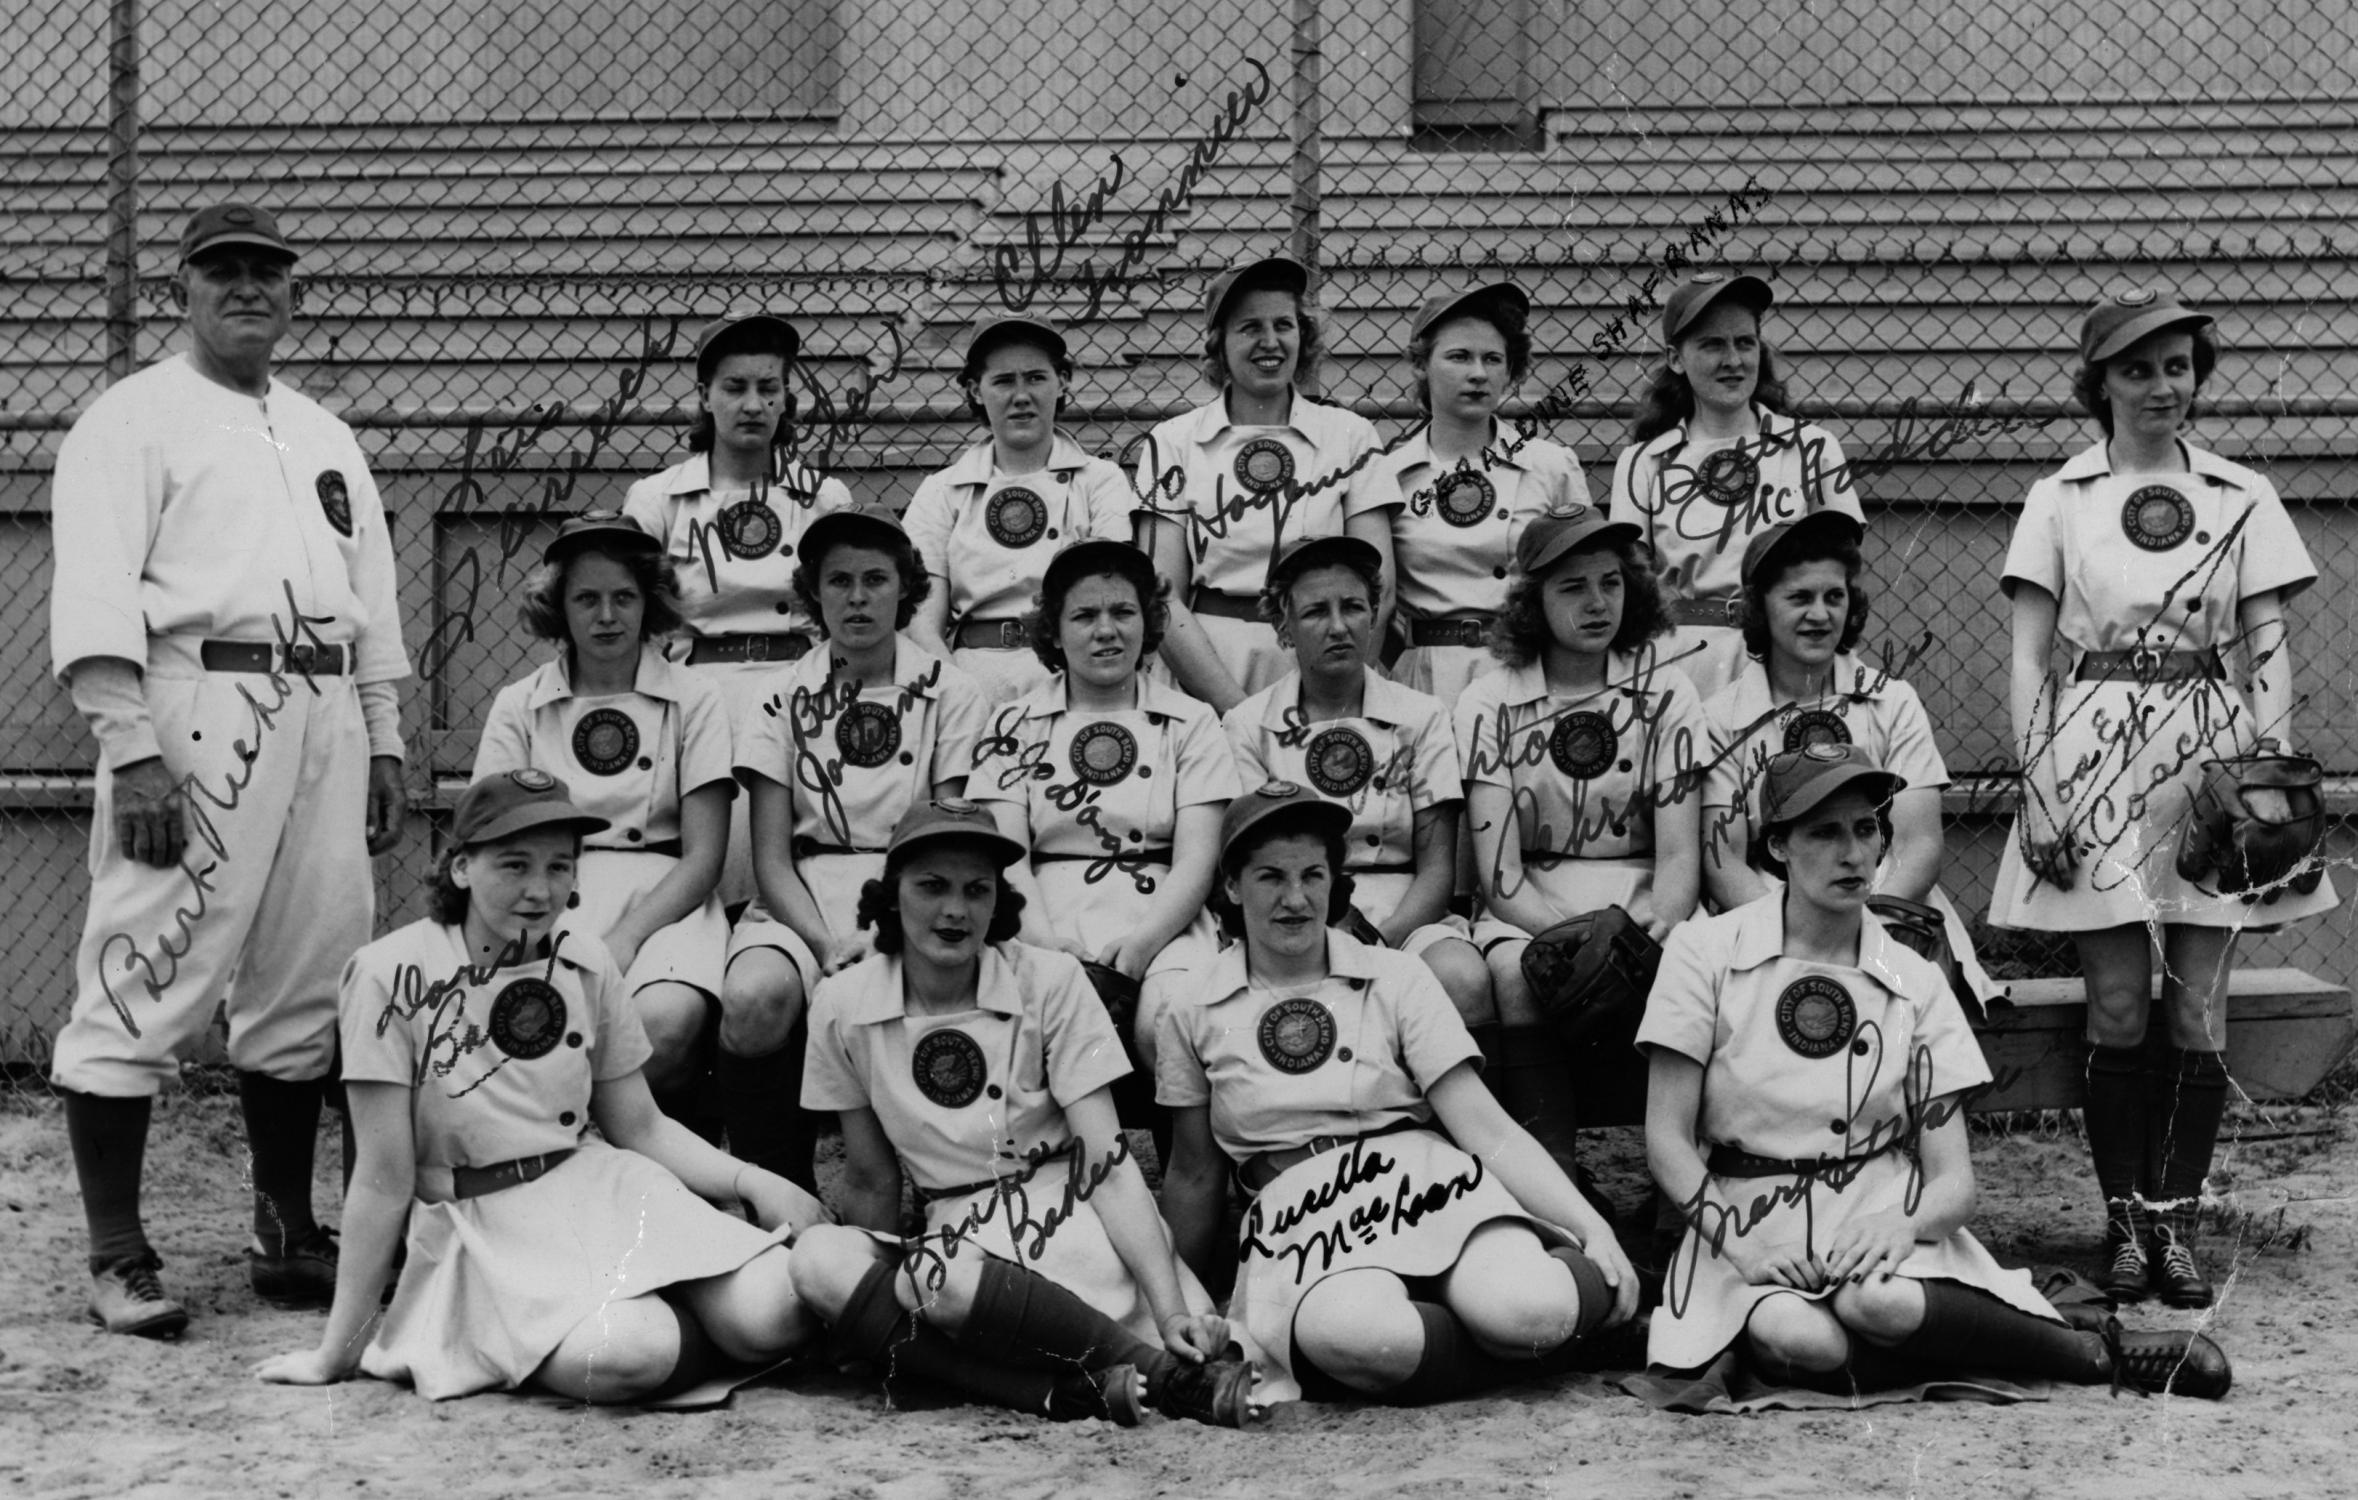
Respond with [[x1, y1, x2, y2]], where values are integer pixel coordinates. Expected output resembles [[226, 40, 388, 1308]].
[[1288, 0, 1323, 400], [103, 0, 142, 385]]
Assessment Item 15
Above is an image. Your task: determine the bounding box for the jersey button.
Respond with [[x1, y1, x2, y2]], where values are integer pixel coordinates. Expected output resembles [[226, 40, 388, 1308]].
[[1364, 834, 1381, 846], [560, 1111, 577, 1127], [986, 1084, 1003, 1100], [566, 1032, 583, 1048], [1829, 1118, 1847, 1134], [1349, 977, 1366, 990], [2195, 531, 2210, 544], [1338, 1046, 1354, 1062], [1491, 566, 1507, 579], [779, 543, 794, 557], [775, 602, 791, 613], [625, 829, 643, 843], [1047, 528, 1060, 540], [1851, 1038, 1869, 1056], [1140, 765, 1153, 778], [637, 757, 653, 770], [898, 751, 914, 765]]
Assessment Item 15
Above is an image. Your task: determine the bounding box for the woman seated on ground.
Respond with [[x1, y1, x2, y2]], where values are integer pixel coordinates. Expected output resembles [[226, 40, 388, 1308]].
[[1222, 534, 1491, 1029], [473, 515, 745, 1141], [257, 771, 825, 1402], [1634, 744, 2230, 1407], [785, 801, 1261, 1427], [1697, 512, 2002, 1011], [1156, 782, 1639, 1407]]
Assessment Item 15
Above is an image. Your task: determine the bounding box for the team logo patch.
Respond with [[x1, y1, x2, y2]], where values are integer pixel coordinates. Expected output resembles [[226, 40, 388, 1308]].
[[1434, 469, 1497, 529], [834, 701, 902, 769], [489, 978, 567, 1061], [1775, 975, 1858, 1060], [316, 471, 352, 536], [1257, 997, 1337, 1074], [912, 1028, 988, 1108], [717, 497, 783, 560], [506, 768, 558, 793], [1305, 727, 1375, 797], [1548, 711, 1619, 780], [1694, 446, 1760, 508], [2120, 484, 2195, 553], [1069, 722, 1138, 786], [985, 486, 1049, 548], [1233, 438, 1296, 495], [571, 708, 639, 777], [1781, 708, 1852, 753]]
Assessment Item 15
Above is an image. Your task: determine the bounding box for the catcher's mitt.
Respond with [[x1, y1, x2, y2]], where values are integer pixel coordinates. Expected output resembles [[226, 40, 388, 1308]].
[[1865, 893, 1986, 1024], [1520, 905, 1663, 1052], [2176, 750, 2327, 904]]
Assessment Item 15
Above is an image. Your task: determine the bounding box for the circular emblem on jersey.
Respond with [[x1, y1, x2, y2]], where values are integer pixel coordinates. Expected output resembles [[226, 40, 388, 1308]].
[[1233, 437, 1296, 495], [717, 497, 783, 560], [1694, 445, 1760, 507], [1305, 727, 1375, 797], [835, 701, 902, 769], [1433, 469, 1497, 529], [315, 470, 353, 536], [1548, 711, 1619, 781], [571, 707, 639, 777], [984, 486, 1049, 548], [489, 978, 567, 1061], [1781, 708, 1852, 753], [2120, 484, 2194, 553], [1775, 976, 1858, 1060], [506, 768, 559, 793], [911, 1028, 988, 1108], [1069, 722, 1139, 786], [1257, 997, 1337, 1074]]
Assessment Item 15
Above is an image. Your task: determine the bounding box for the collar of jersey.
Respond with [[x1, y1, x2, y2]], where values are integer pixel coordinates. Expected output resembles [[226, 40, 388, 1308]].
[[830, 946, 1028, 1025]]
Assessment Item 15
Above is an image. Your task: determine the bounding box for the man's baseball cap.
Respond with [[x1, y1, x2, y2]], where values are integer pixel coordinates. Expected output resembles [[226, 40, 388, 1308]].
[[178, 203, 295, 265], [1662, 270, 1772, 344], [1205, 254, 1310, 330], [451, 769, 610, 847], [799, 504, 910, 567], [1218, 780, 1353, 867], [2078, 289, 2213, 366], [1514, 503, 1641, 577], [1757, 742, 1907, 831], [1267, 532, 1383, 595], [963, 316, 1069, 377], [1739, 510, 1867, 589], [885, 798, 1026, 868], [544, 511, 661, 567], [693, 310, 800, 383], [1408, 281, 1530, 344]]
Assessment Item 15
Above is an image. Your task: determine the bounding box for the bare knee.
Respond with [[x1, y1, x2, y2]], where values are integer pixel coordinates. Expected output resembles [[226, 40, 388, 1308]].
[[636, 985, 710, 1090], [2073, 929, 2153, 1047], [1830, 1276, 1925, 1345], [1486, 942, 1538, 1026], [719, 958, 804, 1056], [537, 1297, 681, 1403], [696, 1245, 816, 1363], [786, 1224, 888, 1323], [1745, 1297, 1848, 1376], [1421, 940, 1497, 1030], [1292, 1271, 1424, 1392]]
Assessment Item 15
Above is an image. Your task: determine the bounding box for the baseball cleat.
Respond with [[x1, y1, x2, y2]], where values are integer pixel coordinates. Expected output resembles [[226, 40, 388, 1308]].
[[2150, 1225, 2216, 1309], [88, 1252, 190, 1340], [2102, 1319, 2233, 1400], [2097, 1231, 2151, 1304], [249, 1225, 340, 1308]]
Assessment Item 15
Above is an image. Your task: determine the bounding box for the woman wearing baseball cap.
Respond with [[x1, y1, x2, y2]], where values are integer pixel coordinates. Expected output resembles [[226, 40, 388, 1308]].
[[1606, 271, 1866, 697], [258, 770, 826, 1402], [902, 318, 1137, 703], [1131, 253, 1381, 712], [1156, 783, 1639, 1406], [622, 310, 853, 907], [1996, 290, 2335, 1308], [1342, 281, 1588, 704], [1632, 744, 2230, 1407], [785, 800, 1262, 1427]]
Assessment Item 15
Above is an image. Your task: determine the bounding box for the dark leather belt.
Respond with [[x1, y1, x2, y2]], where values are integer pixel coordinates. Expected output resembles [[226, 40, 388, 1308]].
[[792, 839, 887, 860], [687, 632, 812, 666], [1348, 862, 1415, 876], [596, 839, 683, 858], [1034, 850, 1172, 865], [2075, 648, 2223, 683], [1409, 615, 1496, 648], [1189, 588, 1263, 621], [953, 617, 1030, 650], [1706, 1141, 1898, 1179], [1237, 1115, 1433, 1193], [199, 639, 349, 676], [452, 1148, 575, 1201], [918, 1139, 1079, 1205], [1668, 597, 1739, 628]]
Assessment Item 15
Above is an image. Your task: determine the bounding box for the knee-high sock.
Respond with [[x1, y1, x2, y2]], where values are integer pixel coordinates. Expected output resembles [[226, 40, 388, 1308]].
[[1552, 1246, 1615, 1344], [2149, 1045, 2229, 1236], [716, 1038, 816, 1194], [236, 1071, 324, 1251], [1492, 1025, 1583, 1172], [1377, 1302, 1524, 1405], [949, 1256, 1163, 1379], [2083, 1044, 2149, 1230], [63, 1090, 153, 1269], [833, 1258, 1104, 1420], [1892, 1281, 2107, 1381], [644, 1296, 720, 1401]]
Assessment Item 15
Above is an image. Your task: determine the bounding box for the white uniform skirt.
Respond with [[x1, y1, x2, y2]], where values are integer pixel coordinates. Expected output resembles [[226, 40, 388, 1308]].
[[362, 1139, 780, 1400], [688, 655, 796, 909], [1389, 641, 1499, 708], [1648, 1147, 2057, 1373], [1471, 854, 1652, 952], [1231, 1127, 1564, 1405], [1193, 613, 1291, 699], [950, 644, 1051, 707], [1994, 675, 2338, 931], [727, 849, 883, 992], [1031, 857, 1222, 980], [1350, 868, 1469, 959], [567, 849, 727, 999]]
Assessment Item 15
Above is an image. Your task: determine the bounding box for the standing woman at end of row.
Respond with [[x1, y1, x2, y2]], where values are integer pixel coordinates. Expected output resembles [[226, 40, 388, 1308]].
[[1609, 272, 1864, 698], [1136, 254, 1380, 713], [1997, 291, 2336, 1309], [1345, 281, 1587, 703], [904, 318, 1136, 704]]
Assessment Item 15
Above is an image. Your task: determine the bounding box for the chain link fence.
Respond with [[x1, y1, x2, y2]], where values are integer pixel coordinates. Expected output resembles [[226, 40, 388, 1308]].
[[4, 0, 2354, 1066]]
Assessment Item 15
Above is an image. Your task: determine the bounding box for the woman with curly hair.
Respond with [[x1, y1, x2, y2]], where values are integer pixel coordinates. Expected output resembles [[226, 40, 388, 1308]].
[[786, 800, 1262, 1427], [903, 318, 1136, 703], [1452, 508, 1706, 1160], [724, 505, 989, 1190], [473, 515, 740, 1135], [1607, 273, 1864, 697]]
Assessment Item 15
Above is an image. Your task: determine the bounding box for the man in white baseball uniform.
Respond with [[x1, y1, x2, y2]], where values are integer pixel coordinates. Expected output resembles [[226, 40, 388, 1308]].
[[47, 203, 410, 1337]]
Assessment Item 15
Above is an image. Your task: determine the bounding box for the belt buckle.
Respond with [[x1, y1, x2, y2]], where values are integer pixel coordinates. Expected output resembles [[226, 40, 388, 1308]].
[[285, 641, 319, 674], [2127, 644, 2165, 678], [743, 635, 770, 663]]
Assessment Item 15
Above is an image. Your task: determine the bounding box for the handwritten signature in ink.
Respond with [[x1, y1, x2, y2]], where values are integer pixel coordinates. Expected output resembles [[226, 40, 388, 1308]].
[[1236, 1135, 1487, 1283], [902, 1136, 1132, 1289]]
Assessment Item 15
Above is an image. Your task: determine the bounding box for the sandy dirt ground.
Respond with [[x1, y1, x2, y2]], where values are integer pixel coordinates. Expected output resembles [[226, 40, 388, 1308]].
[[2, 1081, 2351, 1500]]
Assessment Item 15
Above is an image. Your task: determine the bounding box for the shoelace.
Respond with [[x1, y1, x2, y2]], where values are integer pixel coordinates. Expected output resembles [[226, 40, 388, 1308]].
[[2156, 1236, 2201, 1285], [2106, 1236, 2148, 1283], [2102, 1319, 2184, 1399], [118, 1257, 171, 1306]]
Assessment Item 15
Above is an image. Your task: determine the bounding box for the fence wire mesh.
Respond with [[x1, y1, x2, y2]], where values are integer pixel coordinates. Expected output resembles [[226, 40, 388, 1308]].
[[4, 0, 2355, 1067]]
